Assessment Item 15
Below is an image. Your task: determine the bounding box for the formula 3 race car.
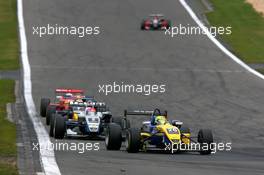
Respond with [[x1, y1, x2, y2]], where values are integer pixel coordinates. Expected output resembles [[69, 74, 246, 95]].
[[141, 14, 171, 30], [49, 101, 112, 139], [105, 108, 214, 155]]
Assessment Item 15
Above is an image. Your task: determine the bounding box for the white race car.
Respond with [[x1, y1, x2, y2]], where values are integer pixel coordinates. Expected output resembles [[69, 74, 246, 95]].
[[49, 102, 112, 139]]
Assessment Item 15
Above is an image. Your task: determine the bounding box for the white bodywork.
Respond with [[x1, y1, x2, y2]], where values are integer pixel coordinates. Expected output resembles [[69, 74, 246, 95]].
[[67, 107, 110, 135], [84, 111, 101, 132]]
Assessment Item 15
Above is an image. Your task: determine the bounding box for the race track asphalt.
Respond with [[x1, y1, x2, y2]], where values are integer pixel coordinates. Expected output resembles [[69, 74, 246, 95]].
[[22, 0, 264, 174]]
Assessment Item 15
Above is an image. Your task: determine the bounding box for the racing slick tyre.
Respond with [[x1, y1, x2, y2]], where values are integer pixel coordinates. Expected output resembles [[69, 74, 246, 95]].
[[141, 20, 146, 30], [54, 116, 66, 139], [49, 114, 57, 137], [40, 98, 50, 117], [112, 117, 123, 128], [46, 105, 56, 125], [198, 129, 213, 155], [105, 123, 122, 150], [126, 128, 141, 153]]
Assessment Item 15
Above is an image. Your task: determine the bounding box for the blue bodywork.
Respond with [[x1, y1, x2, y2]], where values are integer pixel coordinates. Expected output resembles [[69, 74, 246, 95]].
[[143, 115, 171, 146], [65, 120, 103, 135]]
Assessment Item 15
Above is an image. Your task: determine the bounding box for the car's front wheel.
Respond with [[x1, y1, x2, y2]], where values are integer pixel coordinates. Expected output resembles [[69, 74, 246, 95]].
[[198, 129, 213, 155], [54, 115, 66, 139], [126, 128, 141, 153], [105, 123, 122, 150], [141, 20, 146, 30]]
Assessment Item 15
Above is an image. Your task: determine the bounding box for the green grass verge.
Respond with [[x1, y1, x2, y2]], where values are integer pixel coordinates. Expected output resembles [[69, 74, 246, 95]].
[[0, 163, 18, 175], [206, 0, 264, 63], [0, 0, 19, 70], [0, 80, 17, 175]]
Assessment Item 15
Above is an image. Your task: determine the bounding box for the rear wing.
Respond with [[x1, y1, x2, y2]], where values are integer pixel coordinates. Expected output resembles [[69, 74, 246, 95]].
[[124, 110, 153, 117], [55, 88, 84, 94], [124, 109, 167, 117], [69, 101, 105, 107], [149, 14, 164, 17]]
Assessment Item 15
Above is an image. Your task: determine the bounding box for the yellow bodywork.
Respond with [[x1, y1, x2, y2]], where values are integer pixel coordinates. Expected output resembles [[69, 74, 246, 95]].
[[156, 123, 181, 142], [73, 113, 79, 121], [181, 133, 190, 145], [140, 122, 190, 145]]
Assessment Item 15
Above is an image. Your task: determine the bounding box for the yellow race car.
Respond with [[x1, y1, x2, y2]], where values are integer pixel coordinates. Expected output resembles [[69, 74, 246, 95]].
[[105, 108, 213, 155]]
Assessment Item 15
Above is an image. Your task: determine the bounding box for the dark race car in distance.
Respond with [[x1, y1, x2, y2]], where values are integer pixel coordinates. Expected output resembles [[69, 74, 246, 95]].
[[141, 14, 171, 30]]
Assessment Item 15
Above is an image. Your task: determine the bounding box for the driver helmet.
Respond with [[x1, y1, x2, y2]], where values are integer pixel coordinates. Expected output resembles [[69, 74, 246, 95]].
[[75, 95, 82, 99], [76, 99, 83, 103], [87, 107, 96, 115], [155, 115, 166, 125], [153, 17, 158, 24], [90, 107, 96, 112]]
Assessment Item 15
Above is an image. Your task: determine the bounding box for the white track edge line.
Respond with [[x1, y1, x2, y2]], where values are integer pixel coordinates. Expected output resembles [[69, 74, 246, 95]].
[[179, 0, 264, 80], [17, 0, 61, 174]]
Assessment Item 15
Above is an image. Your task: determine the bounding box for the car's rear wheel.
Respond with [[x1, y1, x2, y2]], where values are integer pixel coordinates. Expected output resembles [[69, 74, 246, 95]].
[[198, 129, 213, 155], [141, 20, 146, 30], [126, 128, 141, 153], [54, 116, 66, 139], [105, 123, 122, 150], [40, 98, 50, 117], [46, 105, 56, 125]]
